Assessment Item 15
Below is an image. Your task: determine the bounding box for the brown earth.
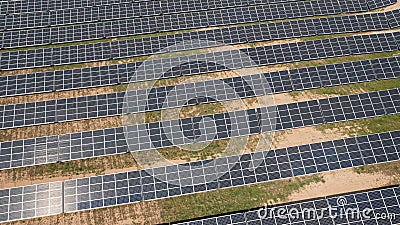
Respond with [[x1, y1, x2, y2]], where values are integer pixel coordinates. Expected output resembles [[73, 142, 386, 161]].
[[288, 169, 391, 202]]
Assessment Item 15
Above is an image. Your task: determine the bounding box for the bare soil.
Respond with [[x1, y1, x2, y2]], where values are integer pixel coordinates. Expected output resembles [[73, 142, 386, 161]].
[[0, 116, 122, 142], [288, 169, 392, 202], [270, 126, 349, 149]]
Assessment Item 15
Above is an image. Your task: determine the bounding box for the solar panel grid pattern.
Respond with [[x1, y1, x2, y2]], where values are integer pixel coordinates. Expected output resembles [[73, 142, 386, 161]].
[[1, 54, 399, 129], [0, 182, 63, 222], [386, 9, 400, 29], [0, 89, 399, 169], [0, 130, 399, 222], [0, 0, 399, 223], [3, 1, 399, 49], [0, 0, 368, 32], [1, 0, 298, 16], [0, 2, 379, 48], [2, 52, 398, 98], [178, 186, 400, 225], [367, 0, 397, 9], [65, 130, 400, 211], [1, 31, 399, 71]]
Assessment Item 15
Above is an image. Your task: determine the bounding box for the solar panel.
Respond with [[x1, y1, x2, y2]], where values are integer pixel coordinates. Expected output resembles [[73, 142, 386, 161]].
[[356, 13, 391, 31], [2, 31, 399, 71], [319, 92, 387, 123], [378, 89, 400, 115], [66, 129, 400, 214], [1, 46, 400, 129], [4, 0, 49, 15], [1, 129, 399, 222], [0, 182, 63, 222], [0, 89, 399, 169], [385, 9, 400, 29], [0, 0, 332, 31], [370, 57, 400, 80], [5, 11, 51, 30], [2, 7, 397, 50], [1, 0, 388, 47], [366, 0, 397, 10]]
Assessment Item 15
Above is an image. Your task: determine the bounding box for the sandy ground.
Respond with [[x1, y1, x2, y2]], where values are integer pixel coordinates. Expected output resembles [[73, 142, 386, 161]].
[[288, 169, 391, 202], [0, 116, 122, 142], [270, 126, 349, 150]]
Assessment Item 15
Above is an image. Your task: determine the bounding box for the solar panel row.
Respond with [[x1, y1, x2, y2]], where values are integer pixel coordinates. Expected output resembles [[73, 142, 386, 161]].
[[386, 8, 400, 28], [3, 7, 398, 49], [367, 0, 397, 9], [126, 89, 400, 152], [0, 89, 399, 169], [1, 30, 398, 71], [178, 185, 400, 225], [0, 129, 398, 222], [1, 54, 399, 130], [1, 50, 398, 98], [0, 0, 297, 16], [0, 0, 369, 33]]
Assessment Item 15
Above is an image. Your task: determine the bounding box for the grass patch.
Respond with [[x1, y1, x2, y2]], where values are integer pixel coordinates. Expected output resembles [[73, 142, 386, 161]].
[[0, 153, 138, 185], [180, 101, 226, 118], [159, 174, 325, 223], [316, 114, 400, 136], [287, 51, 400, 70], [354, 161, 400, 184], [110, 84, 128, 93], [158, 139, 229, 162], [309, 78, 400, 96], [145, 111, 162, 123]]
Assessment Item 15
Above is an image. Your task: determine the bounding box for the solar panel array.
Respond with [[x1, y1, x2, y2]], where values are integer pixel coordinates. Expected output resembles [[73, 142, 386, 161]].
[[124, 89, 400, 152], [0, 129, 399, 222], [1, 51, 399, 98], [0, 0, 372, 32], [0, 0, 158, 15], [386, 9, 400, 28], [3, 7, 398, 50], [1, 30, 399, 70], [1, 0, 298, 16], [1, 54, 400, 129], [0, 0, 399, 223], [178, 185, 400, 225], [0, 181, 63, 222], [0, 88, 399, 170], [367, 0, 397, 9]]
